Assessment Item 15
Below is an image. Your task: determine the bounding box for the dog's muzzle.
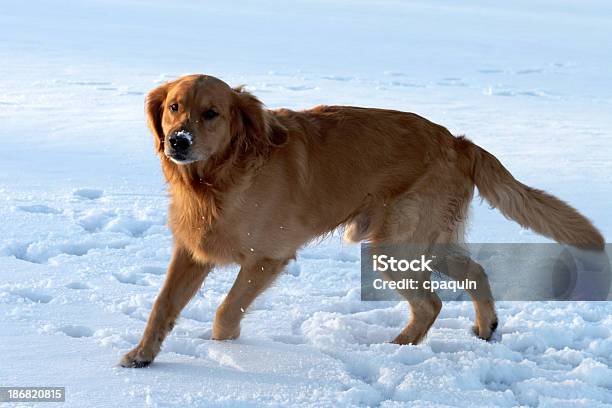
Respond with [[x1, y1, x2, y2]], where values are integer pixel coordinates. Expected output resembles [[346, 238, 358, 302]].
[[167, 130, 194, 163]]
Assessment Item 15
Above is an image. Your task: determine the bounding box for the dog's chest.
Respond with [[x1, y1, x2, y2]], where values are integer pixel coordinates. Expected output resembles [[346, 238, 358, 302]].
[[170, 190, 278, 265], [167, 183, 301, 265], [167, 193, 234, 263]]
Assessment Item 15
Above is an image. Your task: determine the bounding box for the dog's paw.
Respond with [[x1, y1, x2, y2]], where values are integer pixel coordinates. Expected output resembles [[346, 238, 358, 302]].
[[119, 347, 154, 368], [211, 323, 241, 341], [390, 329, 427, 346], [472, 319, 498, 341]]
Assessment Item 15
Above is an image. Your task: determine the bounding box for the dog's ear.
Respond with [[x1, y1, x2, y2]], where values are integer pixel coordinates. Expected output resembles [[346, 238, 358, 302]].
[[231, 86, 288, 153], [145, 83, 169, 153]]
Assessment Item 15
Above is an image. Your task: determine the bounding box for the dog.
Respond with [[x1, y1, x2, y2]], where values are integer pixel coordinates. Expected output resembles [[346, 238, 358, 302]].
[[120, 74, 604, 368]]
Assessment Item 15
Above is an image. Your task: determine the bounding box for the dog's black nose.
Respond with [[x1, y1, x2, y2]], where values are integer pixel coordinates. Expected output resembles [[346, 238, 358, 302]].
[[169, 132, 192, 152]]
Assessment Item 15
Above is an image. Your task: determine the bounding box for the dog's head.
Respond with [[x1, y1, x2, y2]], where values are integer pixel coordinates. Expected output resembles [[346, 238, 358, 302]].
[[145, 74, 286, 165]]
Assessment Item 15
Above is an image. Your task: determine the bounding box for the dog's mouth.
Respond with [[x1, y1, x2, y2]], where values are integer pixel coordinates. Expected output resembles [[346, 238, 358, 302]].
[[166, 153, 199, 165], [166, 150, 210, 165]]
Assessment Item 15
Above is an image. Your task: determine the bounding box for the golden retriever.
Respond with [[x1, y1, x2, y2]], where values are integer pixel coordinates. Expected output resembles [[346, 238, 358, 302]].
[[120, 74, 603, 367]]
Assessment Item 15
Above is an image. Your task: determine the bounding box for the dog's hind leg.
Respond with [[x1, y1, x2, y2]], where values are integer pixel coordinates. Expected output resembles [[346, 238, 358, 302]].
[[437, 254, 498, 340], [372, 166, 483, 345], [370, 198, 443, 345], [388, 269, 443, 345], [120, 246, 213, 368]]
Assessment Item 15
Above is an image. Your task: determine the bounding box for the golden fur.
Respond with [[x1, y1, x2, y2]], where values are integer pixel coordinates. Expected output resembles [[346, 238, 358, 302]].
[[120, 74, 604, 367]]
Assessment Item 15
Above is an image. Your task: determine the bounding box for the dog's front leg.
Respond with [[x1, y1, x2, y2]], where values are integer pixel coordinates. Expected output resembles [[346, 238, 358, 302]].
[[120, 246, 213, 367], [212, 258, 289, 340]]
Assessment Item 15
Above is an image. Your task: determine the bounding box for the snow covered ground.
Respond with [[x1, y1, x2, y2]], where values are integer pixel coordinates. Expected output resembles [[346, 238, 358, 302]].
[[1, 1, 611, 406]]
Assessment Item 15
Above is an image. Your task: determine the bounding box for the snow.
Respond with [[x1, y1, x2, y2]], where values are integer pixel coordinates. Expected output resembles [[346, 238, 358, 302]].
[[175, 131, 194, 144], [1, 0, 611, 407]]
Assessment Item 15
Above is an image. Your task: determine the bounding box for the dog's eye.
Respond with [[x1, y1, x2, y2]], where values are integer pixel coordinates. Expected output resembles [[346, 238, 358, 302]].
[[169, 103, 179, 112], [203, 109, 219, 120]]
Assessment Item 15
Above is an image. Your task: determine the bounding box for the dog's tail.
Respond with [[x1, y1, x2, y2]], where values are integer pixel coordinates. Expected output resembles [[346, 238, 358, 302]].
[[458, 137, 604, 250]]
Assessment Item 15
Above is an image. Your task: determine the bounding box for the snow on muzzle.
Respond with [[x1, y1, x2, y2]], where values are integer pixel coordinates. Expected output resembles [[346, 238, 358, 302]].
[[167, 130, 195, 163]]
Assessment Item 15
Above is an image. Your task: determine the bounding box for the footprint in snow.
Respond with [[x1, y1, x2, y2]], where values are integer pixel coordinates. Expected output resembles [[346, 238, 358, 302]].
[[17, 204, 61, 214], [4, 239, 128, 264], [65, 281, 91, 290], [383, 71, 409, 77], [139, 266, 166, 276], [77, 210, 156, 237], [516, 68, 544, 75], [68, 80, 112, 86], [119, 90, 144, 96], [284, 85, 317, 91], [77, 209, 116, 233], [322, 75, 353, 82], [112, 270, 151, 286], [73, 188, 104, 200], [12, 288, 53, 303], [437, 77, 468, 87], [478, 68, 504, 74], [58, 325, 93, 338]]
